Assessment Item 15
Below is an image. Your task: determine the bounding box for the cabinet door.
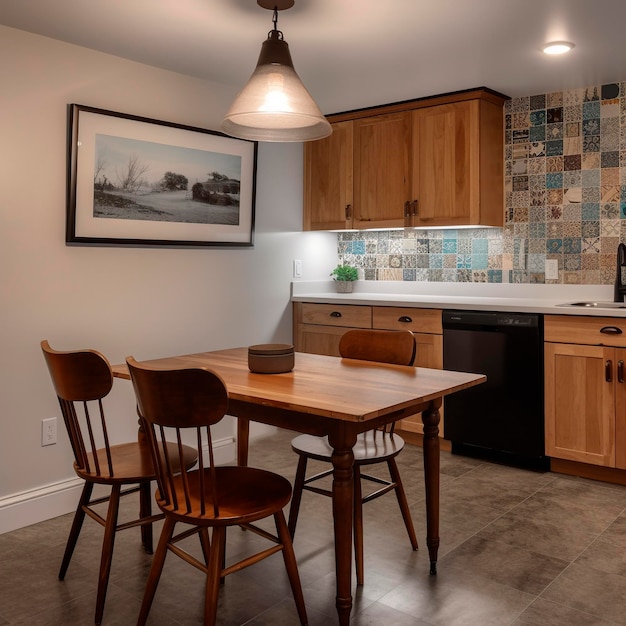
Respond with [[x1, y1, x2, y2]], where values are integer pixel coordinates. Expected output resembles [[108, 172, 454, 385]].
[[353, 112, 411, 229], [411, 101, 476, 226], [303, 121, 354, 230], [615, 348, 626, 469], [545, 342, 616, 466]]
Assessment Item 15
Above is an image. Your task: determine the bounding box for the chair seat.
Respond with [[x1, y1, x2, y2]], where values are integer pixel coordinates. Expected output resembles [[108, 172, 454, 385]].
[[75, 441, 197, 484], [157, 466, 293, 525], [291, 431, 406, 465]]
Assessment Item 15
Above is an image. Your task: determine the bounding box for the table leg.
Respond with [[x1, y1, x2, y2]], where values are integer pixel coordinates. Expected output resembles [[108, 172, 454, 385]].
[[421, 400, 441, 575], [329, 435, 355, 626], [236, 417, 249, 467]]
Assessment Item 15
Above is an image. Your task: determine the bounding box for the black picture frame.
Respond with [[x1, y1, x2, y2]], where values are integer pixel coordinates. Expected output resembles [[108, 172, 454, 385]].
[[66, 104, 257, 247]]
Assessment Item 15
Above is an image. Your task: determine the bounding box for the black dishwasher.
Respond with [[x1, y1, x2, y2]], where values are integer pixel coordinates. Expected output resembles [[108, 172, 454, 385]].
[[442, 310, 548, 470]]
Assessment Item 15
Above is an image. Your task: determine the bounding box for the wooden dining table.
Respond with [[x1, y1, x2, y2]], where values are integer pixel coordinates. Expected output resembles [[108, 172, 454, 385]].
[[112, 347, 485, 626]]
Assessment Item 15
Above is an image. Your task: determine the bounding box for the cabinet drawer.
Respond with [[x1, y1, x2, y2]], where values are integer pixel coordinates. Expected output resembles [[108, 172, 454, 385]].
[[373, 307, 442, 334], [545, 315, 626, 347], [299, 303, 372, 328]]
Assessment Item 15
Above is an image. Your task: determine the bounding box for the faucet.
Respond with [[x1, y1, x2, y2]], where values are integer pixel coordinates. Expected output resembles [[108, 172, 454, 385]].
[[615, 243, 626, 302]]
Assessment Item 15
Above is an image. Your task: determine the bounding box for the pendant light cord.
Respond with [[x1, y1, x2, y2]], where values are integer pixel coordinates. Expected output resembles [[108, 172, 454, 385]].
[[270, 6, 284, 40]]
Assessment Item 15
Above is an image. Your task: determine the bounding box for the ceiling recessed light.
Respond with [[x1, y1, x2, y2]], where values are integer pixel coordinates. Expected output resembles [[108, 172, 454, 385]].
[[542, 41, 575, 55]]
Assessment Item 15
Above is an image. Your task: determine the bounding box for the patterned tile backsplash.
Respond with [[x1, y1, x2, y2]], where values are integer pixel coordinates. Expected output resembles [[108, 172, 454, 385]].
[[337, 81, 626, 284]]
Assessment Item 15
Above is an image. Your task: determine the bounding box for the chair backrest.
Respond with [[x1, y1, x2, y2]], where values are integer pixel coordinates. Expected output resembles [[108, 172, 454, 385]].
[[41, 340, 116, 477], [338, 329, 416, 366], [126, 357, 228, 518]]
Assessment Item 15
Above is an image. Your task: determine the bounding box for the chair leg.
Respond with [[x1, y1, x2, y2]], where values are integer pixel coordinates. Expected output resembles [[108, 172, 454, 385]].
[[353, 465, 365, 586], [139, 480, 153, 554], [288, 455, 308, 539], [387, 458, 418, 551], [95, 484, 121, 625], [205, 526, 226, 626], [59, 481, 94, 580], [137, 516, 176, 626], [275, 511, 308, 626]]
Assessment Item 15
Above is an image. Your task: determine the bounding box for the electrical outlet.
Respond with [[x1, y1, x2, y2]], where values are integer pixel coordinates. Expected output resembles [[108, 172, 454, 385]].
[[545, 259, 559, 280], [41, 417, 57, 446], [293, 259, 302, 278]]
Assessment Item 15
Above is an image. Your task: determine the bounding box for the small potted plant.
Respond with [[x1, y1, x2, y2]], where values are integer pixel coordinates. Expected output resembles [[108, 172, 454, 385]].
[[330, 263, 358, 293]]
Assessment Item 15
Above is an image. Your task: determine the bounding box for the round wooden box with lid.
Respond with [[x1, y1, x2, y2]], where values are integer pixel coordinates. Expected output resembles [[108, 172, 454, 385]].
[[248, 344, 295, 374]]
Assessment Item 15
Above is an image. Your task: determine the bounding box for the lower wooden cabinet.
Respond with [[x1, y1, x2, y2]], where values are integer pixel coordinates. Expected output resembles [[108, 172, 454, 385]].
[[293, 302, 443, 435], [544, 315, 626, 469]]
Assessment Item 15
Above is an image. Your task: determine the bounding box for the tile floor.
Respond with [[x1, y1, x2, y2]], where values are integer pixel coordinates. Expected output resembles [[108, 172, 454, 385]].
[[2, 429, 626, 625]]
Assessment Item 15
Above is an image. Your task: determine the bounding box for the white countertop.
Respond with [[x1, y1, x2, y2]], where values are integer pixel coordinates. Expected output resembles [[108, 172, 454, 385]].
[[291, 281, 626, 317]]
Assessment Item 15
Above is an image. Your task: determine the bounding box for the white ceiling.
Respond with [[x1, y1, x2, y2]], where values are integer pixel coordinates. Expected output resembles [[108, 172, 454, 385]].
[[2, 0, 626, 114]]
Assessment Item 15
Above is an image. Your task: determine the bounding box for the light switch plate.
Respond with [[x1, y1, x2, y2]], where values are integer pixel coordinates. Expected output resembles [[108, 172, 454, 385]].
[[293, 259, 302, 278], [545, 259, 559, 280]]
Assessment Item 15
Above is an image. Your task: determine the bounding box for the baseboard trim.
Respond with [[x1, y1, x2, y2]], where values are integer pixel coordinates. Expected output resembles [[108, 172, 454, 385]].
[[0, 436, 236, 535]]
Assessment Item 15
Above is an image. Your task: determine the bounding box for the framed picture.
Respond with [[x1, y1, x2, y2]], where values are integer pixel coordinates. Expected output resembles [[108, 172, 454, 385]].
[[66, 104, 257, 247]]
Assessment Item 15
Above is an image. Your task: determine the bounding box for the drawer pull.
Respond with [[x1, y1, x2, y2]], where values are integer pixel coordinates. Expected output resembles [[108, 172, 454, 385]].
[[619, 360, 624, 384], [606, 360, 613, 382], [329, 311, 342, 318], [600, 326, 623, 335], [398, 316, 413, 323]]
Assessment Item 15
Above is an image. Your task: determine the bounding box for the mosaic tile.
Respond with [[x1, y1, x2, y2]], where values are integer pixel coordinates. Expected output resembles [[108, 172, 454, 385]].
[[547, 92, 564, 107], [563, 271, 581, 284], [513, 129, 530, 143], [565, 122, 581, 137], [582, 202, 600, 220], [581, 245, 601, 263], [529, 126, 546, 142], [564, 105, 582, 121], [530, 189, 546, 206], [528, 175, 546, 191], [602, 185, 620, 203], [563, 171, 582, 187], [403, 254, 417, 268], [415, 238, 429, 253], [583, 135, 600, 152], [564, 155, 581, 170], [513, 175, 529, 191], [547, 189, 564, 204], [510, 97, 530, 112], [472, 270, 488, 282], [546, 156, 563, 172], [428, 253, 443, 268], [513, 207, 529, 222], [529, 273, 545, 283], [582, 185, 601, 202], [529, 142, 545, 157], [505, 113, 512, 130], [529, 94, 546, 110], [601, 203, 620, 219], [402, 268, 416, 281], [601, 219, 620, 237], [601, 151, 620, 168], [529, 206, 546, 222], [512, 112, 530, 128], [527, 158, 546, 174], [457, 238, 472, 253], [547, 107, 563, 123], [601, 101, 620, 119], [564, 136, 583, 154], [581, 221, 600, 238], [602, 168, 619, 186], [415, 268, 429, 281], [443, 254, 457, 268], [601, 237, 619, 253], [457, 269, 472, 282], [583, 118, 601, 135], [602, 83, 620, 99], [564, 88, 586, 106], [546, 172, 563, 188], [563, 204, 582, 222], [547, 205, 563, 220], [511, 143, 529, 159], [428, 269, 443, 281], [546, 140, 564, 156], [583, 86, 600, 102], [528, 238, 545, 253], [512, 190, 530, 207], [583, 101, 601, 120], [527, 253, 545, 272], [488, 254, 503, 269], [582, 153, 601, 169], [413, 254, 427, 268], [562, 222, 582, 238], [547, 238, 563, 253]]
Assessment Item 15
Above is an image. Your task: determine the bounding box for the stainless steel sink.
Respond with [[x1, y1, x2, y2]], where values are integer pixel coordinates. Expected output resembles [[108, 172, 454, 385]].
[[557, 301, 626, 309]]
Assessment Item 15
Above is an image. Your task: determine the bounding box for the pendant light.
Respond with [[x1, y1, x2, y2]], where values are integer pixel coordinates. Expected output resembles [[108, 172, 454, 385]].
[[221, 0, 331, 142]]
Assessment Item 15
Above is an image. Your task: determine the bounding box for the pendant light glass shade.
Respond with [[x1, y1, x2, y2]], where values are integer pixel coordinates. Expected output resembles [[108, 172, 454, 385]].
[[221, 28, 332, 142]]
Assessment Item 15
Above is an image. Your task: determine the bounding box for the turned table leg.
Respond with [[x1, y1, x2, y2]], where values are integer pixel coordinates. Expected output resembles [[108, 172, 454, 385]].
[[329, 432, 356, 626], [421, 400, 442, 575]]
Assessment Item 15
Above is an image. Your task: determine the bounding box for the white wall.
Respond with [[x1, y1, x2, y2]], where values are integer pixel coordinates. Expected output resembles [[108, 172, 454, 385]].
[[0, 26, 337, 532]]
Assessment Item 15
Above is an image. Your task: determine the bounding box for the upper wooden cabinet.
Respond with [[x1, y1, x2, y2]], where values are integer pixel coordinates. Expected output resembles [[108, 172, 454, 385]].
[[303, 88, 508, 231]]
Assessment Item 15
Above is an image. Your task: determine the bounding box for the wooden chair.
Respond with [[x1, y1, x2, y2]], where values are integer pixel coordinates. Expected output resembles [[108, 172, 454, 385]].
[[126, 357, 308, 626], [41, 341, 197, 625], [287, 329, 419, 585]]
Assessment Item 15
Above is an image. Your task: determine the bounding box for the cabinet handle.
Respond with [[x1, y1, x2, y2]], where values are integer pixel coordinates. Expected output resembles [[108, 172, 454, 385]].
[[404, 201, 410, 219], [619, 360, 624, 384], [330, 311, 342, 318], [606, 360, 613, 382], [411, 200, 418, 217], [345, 204, 352, 220], [398, 315, 413, 323], [600, 326, 623, 335]]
